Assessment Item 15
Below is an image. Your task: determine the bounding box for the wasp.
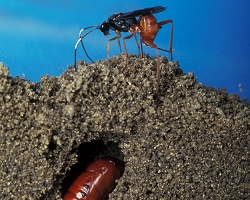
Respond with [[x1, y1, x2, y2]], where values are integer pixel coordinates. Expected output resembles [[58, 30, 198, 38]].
[[74, 6, 174, 94]]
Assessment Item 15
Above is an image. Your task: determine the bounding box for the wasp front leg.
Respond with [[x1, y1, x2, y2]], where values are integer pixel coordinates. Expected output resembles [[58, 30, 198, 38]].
[[107, 30, 122, 58]]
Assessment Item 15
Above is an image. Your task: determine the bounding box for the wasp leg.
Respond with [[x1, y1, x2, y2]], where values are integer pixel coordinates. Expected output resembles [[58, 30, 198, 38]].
[[107, 30, 121, 58], [133, 34, 141, 57], [155, 47, 160, 96], [123, 32, 136, 67], [123, 33, 141, 59], [157, 19, 174, 60], [139, 38, 144, 58]]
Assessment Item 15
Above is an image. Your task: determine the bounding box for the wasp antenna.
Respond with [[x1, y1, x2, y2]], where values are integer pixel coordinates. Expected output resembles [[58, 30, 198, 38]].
[[74, 26, 100, 70], [78, 28, 84, 38], [79, 26, 100, 37], [74, 37, 83, 69], [80, 39, 94, 63]]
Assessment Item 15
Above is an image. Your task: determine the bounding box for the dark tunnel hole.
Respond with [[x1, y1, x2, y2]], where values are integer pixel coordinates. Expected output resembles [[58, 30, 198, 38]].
[[60, 139, 124, 197]]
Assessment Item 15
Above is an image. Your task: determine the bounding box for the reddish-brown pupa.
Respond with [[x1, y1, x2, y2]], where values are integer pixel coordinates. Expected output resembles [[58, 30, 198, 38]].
[[63, 157, 124, 200]]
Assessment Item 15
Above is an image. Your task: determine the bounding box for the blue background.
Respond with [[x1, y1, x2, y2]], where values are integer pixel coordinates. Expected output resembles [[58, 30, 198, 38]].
[[0, 0, 249, 101]]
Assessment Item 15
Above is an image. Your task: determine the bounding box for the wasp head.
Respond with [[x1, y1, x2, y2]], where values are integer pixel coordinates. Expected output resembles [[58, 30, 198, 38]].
[[100, 21, 110, 36]]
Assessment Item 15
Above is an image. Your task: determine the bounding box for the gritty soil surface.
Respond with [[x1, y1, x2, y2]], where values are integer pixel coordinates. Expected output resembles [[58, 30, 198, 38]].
[[0, 55, 249, 199]]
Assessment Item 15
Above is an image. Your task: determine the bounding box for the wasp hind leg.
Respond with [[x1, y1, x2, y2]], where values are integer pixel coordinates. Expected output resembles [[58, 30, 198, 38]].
[[157, 19, 174, 61]]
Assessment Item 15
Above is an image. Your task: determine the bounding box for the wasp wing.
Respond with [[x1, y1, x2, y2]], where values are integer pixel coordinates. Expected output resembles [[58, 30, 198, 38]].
[[117, 6, 166, 19]]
